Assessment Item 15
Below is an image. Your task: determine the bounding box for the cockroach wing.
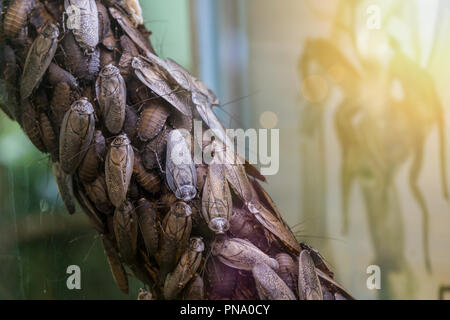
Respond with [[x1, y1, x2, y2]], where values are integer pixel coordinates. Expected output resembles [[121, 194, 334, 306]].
[[165, 130, 197, 201], [113, 201, 138, 265], [212, 237, 279, 271], [132, 56, 193, 117], [315, 268, 355, 300], [101, 234, 129, 294], [20, 23, 59, 99], [95, 64, 126, 134], [298, 250, 323, 300], [59, 99, 95, 174], [136, 198, 159, 256], [183, 275, 204, 300], [252, 263, 296, 300], [109, 7, 154, 53], [201, 163, 232, 234], [105, 134, 134, 208], [52, 162, 76, 214]]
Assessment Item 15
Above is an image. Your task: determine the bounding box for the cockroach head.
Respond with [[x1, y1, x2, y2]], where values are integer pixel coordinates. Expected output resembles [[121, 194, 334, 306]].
[[172, 201, 192, 217], [209, 217, 230, 234], [189, 237, 205, 253], [42, 23, 59, 39], [72, 98, 94, 115], [100, 64, 120, 78], [111, 134, 131, 147], [131, 57, 143, 70]]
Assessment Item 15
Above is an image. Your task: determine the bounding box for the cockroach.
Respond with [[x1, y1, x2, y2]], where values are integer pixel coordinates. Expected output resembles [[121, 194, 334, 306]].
[[163, 237, 204, 300], [123, 106, 140, 146], [206, 257, 238, 299], [50, 82, 76, 129], [20, 23, 59, 99], [202, 163, 232, 234], [61, 32, 100, 81], [136, 198, 159, 257], [127, 177, 141, 200], [298, 250, 323, 300], [3, 0, 36, 39], [195, 163, 208, 191], [84, 175, 114, 215], [78, 130, 106, 183], [101, 234, 129, 294], [96, 1, 116, 50], [64, 0, 99, 51], [133, 153, 161, 194], [39, 112, 59, 161], [127, 77, 153, 106], [137, 101, 171, 142], [109, 7, 154, 54], [22, 99, 46, 153], [59, 98, 95, 174], [47, 63, 79, 89], [252, 263, 296, 300], [118, 35, 139, 81], [1, 45, 20, 122], [229, 207, 269, 250], [105, 134, 134, 208], [156, 201, 192, 280], [165, 129, 197, 201], [275, 253, 298, 297], [132, 55, 193, 117], [73, 176, 105, 233], [113, 200, 138, 265], [315, 268, 355, 300], [52, 162, 76, 214], [95, 64, 126, 134], [183, 275, 204, 300], [137, 288, 152, 300], [30, 1, 55, 32], [212, 237, 279, 271], [300, 242, 334, 278]]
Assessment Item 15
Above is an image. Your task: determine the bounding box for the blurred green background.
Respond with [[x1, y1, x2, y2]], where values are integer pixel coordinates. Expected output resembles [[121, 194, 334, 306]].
[[1, 0, 450, 300]]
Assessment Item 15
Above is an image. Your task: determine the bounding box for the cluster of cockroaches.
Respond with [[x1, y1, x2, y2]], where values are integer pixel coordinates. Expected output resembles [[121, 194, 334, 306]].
[[0, 0, 353, 300]]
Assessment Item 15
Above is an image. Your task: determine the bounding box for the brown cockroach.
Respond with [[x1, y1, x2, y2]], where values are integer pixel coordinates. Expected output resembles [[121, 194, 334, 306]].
[[156, 201, 192, 279], [78, 130, 106, 183], [133, 153, 161, 194], [109, 7, 154, 54], [59, 98, 95, 174], [50, 82, 76, 129], [52, 162, 76, 214], [163, 237, 204, 300], [61, 32, 100, 81], [298, 250, 323, 300], [136, 198, 159, 257], [212, 237, 279, 271], [206, 257, 238, 299], [252, 262, 296, 300], [132, 55, 193, 117], [202, 163, 232, 234], [96, 64, 126, 134], [137, 101, 171, 142], [84, 175, 114, 215], [183, 274, 204, 300], [300, 242, 334, 278], [275, 253, 298, 297], [137, 288, 152, 300], [229, 207, 269, 250], [118, 35, 139, 81], [20, 23, 59, 99], [73, 176, 105, 233], [195, 163, 208, 191], [123, 106, 140, 146], [64, 0, 99, 51], [47, 63, 79, 89], [39, 112, 58, 161], [96, 1, 116, 50], [22, 99, 46, 153], [113, 200, 138, 265], [30, 1, 55, 32], [165, 129, 197, 201], [101, 234, 129, 294], [105, 134, 134, 208], [3, 0, 36, 39]]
